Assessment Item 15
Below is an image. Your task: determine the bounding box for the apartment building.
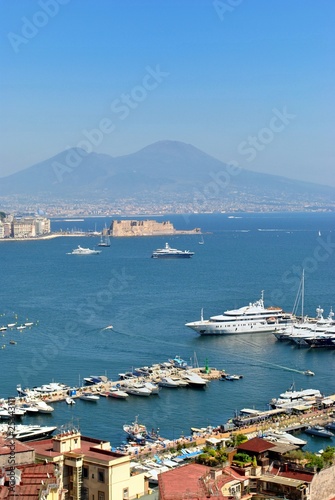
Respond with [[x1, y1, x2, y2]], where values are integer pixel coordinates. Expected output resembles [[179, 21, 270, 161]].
[[30, 430, 148, 500]]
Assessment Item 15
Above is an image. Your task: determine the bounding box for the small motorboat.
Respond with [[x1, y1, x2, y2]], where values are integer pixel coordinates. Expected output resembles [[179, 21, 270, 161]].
[[303, 370, 315, 376], [221, 374, 243, 381], [108, 388, 129, 399], [66, 397, 75, 405], [79, 393, 100, 401]]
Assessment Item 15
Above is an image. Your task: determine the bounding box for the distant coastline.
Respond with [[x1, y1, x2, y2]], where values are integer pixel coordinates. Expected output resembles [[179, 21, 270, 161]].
[[0, 232, 87, 242]]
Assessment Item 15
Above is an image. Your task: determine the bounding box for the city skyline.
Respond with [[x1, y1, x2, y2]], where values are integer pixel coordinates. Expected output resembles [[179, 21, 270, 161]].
[[1, 0, 334, 186]]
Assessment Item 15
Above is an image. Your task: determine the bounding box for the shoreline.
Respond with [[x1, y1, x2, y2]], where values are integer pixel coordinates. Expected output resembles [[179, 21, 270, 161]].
[[0, 233, 87, 242]]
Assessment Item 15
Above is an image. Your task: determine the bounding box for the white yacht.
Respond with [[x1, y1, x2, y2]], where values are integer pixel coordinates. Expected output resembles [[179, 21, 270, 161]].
[[0, 424, 57, 441], [151, 243, 194, 259], [67, 245, 101, 255], [185, 291, 293, 335]]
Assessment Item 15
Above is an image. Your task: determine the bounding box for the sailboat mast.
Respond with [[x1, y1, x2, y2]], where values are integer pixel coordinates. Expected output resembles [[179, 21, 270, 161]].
[[301, 269, 304, 320]]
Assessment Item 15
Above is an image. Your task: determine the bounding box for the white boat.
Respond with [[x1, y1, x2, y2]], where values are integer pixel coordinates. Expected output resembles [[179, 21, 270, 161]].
[[222, 374, 243, 381], [264, 429, 307, 447], [0, 403, 26, 418], [143, 381, 160, 394], [182, 372, 207, 388], [79, 393, 100, 401], [185, 291, 294, 335], [66, 397, 76, 405], [123, 383, 152, 397], [67, 245, 101, 255], [151, 243, 194, 259], [0, 424, 57, 441], [108, 388, 129, 399], [16, 325, 26, 330], [33, 401, 54, 413], [270, 384, 322, 409], [158, 377, 180, 388]]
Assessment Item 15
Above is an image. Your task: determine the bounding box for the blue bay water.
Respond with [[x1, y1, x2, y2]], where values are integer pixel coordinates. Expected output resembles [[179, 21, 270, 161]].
[[0, 212, 334, 452]]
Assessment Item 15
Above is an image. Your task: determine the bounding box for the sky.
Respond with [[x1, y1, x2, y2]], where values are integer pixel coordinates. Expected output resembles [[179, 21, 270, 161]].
[[0, 0, 334, 186]]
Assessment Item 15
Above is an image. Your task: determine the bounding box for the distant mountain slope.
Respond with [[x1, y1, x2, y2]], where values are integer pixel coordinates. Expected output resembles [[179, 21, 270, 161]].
[[0, 140, 333, 206]]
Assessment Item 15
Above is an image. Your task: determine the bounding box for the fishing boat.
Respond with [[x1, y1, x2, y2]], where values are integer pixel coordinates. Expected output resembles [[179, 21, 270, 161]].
[[186, 291, 293, 335], [123, 416, 159, 443]]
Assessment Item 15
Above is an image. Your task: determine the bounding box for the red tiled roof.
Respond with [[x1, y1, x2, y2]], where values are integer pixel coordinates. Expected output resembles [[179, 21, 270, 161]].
[[29, 435, 126, 463], [236, 436, 276, 453], [272, 466, 314, 483], [157, 463, 245, 500], [0, 462, 58, 498], [0, 437, 34, 455]]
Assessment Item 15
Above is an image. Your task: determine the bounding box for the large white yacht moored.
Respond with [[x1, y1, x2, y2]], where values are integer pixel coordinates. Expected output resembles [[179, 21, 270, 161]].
[[185, 291, 293, 335]]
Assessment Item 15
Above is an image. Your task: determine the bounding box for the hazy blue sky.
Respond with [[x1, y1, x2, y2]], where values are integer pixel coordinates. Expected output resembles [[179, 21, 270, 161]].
[[1, 0, 334, 185]]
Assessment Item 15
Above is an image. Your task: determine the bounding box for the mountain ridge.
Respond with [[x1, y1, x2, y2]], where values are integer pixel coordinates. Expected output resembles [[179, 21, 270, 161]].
[[0, 141, 333, 210]]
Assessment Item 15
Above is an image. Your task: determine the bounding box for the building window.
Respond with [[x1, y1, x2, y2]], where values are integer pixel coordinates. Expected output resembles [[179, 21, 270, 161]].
[[98, 469, 105, 483], [98, 492, 105, 500], [81, 487, 88, 499], [83, 466, 89, 479], [123, 488, 129, 499]]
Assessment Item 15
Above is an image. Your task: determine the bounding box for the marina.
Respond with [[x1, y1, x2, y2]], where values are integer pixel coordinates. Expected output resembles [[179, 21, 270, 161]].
[[0, 212, 334, 454]]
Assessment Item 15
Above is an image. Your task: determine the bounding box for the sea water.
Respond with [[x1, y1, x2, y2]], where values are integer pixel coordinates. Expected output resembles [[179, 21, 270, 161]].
[[0, 212, 334, 452]]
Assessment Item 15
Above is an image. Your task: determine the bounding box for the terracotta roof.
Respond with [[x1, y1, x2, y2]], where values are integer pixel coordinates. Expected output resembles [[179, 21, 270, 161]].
[[0, 437, 34, 455], [272, 466, 314, 483], [0, 463, 58, 499], [158, 463, 246, 500], [236, 436, 276, 453], [29, 435, 126, 463]]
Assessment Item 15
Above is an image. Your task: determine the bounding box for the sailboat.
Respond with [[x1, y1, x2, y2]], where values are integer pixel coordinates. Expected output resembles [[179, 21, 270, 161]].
[[98, 233, 111, 247]]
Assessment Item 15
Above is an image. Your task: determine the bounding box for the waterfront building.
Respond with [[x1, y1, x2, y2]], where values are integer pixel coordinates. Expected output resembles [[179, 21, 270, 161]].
[[29, 430, 148, 500], [11, 216, 51, 238]]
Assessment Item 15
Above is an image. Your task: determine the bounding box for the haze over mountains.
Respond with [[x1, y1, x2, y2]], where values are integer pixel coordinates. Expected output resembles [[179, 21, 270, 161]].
[[0, 141, 333, 210]]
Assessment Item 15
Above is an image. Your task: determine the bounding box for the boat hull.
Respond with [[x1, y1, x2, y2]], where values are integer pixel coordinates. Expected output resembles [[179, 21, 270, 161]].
[[185, 320, 282, 335]]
